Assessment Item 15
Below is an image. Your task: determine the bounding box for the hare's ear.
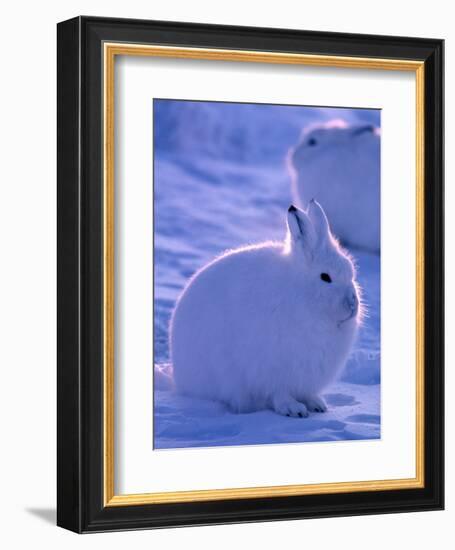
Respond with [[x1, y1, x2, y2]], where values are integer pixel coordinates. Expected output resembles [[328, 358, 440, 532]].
[[307, 199, 331, 241], [287, 205, 316, 251]]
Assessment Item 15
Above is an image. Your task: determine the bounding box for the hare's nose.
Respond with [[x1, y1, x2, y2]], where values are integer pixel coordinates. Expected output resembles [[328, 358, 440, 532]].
[[344, 291, 358, 313]]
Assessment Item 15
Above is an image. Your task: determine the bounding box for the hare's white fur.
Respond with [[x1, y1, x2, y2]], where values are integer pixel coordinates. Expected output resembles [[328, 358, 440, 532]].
[[290, 122, 380, 253], [171, 202, 361, 417]]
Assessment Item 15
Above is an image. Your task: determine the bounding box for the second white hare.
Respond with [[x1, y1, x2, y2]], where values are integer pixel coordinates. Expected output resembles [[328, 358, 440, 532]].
[[290, 123, 380, 253], [171, 201, 361, 417]]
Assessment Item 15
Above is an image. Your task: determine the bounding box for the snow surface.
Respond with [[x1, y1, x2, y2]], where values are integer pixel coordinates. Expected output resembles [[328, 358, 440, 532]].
[[153, 100, 380, 449]]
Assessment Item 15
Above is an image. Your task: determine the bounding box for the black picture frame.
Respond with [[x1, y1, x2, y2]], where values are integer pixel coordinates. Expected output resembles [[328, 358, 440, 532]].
[[57, 16, 444, 533]]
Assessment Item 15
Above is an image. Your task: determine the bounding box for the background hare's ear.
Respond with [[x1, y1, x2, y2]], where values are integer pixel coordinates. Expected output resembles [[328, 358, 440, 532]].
[[307, 199, 331, 242], [287, 205, 316, 252]]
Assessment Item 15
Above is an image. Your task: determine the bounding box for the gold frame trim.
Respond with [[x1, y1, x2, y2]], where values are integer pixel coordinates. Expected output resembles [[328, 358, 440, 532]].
[[103, 43, 425, 507]]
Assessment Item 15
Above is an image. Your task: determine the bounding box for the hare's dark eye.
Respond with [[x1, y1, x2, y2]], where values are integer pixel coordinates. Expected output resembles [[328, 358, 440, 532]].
[[308, 138, 317, 146], [320, 273, 332, 283]]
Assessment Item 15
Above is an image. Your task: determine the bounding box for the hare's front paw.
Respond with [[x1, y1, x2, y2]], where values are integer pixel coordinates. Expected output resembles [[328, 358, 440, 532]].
[[272, 395, 309, 418], [304, 395, 328, 413]]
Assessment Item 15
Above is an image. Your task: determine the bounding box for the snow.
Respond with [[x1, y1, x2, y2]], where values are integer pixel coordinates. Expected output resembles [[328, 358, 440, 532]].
[[153, 99, 380, 449], [154, 366, 379, 449]]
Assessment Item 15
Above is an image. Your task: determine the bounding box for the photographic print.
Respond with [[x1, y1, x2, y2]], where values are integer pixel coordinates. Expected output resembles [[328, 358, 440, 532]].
[[153, 98, 381, 450], [58, 18, 444, 531]]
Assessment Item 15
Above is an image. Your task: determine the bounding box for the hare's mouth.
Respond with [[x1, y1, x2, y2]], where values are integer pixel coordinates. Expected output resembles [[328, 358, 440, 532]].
[[337, 310, 357, 328]]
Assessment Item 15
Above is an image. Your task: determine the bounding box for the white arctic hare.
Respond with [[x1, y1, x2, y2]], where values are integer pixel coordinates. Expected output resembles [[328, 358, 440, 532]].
[[170, 202, 361, 417], [290, 123, 380, 253]]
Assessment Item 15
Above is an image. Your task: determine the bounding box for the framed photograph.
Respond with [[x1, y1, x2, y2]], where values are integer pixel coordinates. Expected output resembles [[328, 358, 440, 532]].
[[57, 16, 444, 533]]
